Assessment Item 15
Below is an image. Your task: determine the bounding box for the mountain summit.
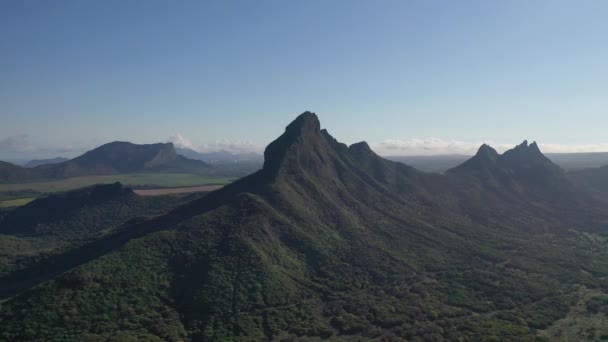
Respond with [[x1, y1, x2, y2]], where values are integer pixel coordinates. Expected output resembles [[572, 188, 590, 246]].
[[263, 111, 325, 176]]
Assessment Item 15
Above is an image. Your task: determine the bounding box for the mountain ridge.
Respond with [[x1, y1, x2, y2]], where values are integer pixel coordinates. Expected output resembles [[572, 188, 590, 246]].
[[2, 112, 608, 340]]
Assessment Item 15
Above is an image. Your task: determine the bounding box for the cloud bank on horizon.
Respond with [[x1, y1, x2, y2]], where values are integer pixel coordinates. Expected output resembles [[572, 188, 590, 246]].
[[169, 133, 608, 157], [4, 133, 608, 160], [168, 133, 262, 155], [370, 138, 608, 156]]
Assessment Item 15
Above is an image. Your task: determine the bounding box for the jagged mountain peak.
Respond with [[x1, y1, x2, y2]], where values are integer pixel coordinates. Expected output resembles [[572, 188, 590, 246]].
[[262, 111, 327, 176], [500, 140, 551, 164]]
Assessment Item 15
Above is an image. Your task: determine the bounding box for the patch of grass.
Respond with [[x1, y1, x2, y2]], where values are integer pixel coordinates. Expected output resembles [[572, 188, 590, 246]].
[[0, 174, 234, 194], [0, 198, 35, 208]]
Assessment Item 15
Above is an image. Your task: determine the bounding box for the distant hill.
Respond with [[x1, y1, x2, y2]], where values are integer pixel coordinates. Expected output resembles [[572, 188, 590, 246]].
[[0, 142, 210, 183], [0, 161, 35, 183], [3, 113, 608, 340], [24, 157, 69, 168]]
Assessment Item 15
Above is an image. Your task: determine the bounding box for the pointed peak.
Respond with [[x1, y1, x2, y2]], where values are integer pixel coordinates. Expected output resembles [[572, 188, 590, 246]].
[[476, 144, 499, 158], [349, 141, 372, 153], [515, 140, 529, 149], [447, 144, 498, 174], [285, 111, 321, 135], [499, 139, 561, 173], [348, 141, 379, 161], [262, 112, 325, 176], [529, 141, 541, 152], [504, 140, 544, 156]]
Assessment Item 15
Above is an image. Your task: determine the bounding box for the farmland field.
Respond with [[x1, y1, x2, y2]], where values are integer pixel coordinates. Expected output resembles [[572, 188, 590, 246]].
[[0, 198, 36, 208], [134, 185, 224, 196], [0, 174, 234, 193]]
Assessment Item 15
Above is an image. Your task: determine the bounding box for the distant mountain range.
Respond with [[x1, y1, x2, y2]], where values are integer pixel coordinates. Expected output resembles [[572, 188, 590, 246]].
[[0, 142, 209, 183], [24, 157, 69, 168], [3, 112, 608, 340], [388, 151, 608, 173]]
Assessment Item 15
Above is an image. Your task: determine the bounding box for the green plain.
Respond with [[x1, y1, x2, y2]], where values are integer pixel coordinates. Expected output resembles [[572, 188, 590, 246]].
[[0, 198, 36, 208], [0, 173, 234, 193]]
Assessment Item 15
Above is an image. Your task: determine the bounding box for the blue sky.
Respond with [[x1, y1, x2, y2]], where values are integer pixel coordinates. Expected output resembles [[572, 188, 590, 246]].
[[1, 0, 607, 158]]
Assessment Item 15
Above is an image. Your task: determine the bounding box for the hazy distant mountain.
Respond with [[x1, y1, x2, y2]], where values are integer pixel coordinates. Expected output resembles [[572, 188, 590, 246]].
[[24, 157, 69, 168], [176, 146, 263, 164], [0, 142, 210, 183], [387, 151, 608, 173], [447, 141, 578, 205], [3, 113, 608, 340], [60, 141, 209, 175], [546, 152, 608, 170]]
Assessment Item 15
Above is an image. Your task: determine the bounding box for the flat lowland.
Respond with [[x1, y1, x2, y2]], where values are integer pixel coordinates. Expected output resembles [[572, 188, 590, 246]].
[[0, 198, 35, 208], [0, 173, 234, 193], [134, 185, 224, 196]]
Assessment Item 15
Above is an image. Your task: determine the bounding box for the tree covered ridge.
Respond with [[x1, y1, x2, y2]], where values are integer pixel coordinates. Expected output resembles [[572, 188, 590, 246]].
[[2, 112, 608, 341]]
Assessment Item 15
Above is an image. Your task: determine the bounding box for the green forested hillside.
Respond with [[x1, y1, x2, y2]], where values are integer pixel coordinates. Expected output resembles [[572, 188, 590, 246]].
[[2, 113, 608, 341], [0, 183, 208, 281]]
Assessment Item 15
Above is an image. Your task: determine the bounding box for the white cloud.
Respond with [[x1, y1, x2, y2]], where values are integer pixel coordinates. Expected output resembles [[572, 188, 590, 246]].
[[198, 140, 263, 154], [370, 138, 608, 156], [168, 133, 263, 154], [538, 143, 608, 154], [168, 133, 196, 150], [371, 138, 508, 156]]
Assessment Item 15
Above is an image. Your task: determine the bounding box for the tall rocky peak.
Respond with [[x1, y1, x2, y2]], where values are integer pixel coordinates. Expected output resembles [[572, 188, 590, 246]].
[[283, 111, 321, 136], [262, 111, 328, 176]]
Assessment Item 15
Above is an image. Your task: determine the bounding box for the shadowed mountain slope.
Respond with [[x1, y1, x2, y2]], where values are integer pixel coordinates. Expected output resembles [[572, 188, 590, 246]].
[[2, 113, 608, 341]]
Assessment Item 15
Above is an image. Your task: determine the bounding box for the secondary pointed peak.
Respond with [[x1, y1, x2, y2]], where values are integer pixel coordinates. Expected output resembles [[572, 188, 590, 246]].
[[476, 144, 499, 159], [514, 140, 529, 149], [447, 144, 499, 174], [529, 141, 541, 153], [349, 141, 372, 152]]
